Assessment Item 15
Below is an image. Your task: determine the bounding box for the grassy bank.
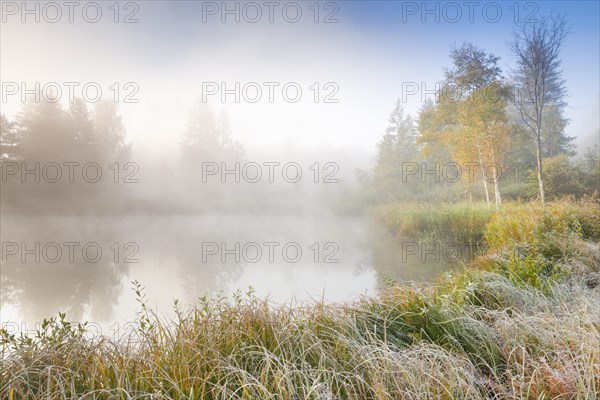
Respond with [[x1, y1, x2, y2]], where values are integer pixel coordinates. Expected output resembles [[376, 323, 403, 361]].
[[376, 199, 600, 244], [2, 200, 600, 399], [375, 202, 495, 244]]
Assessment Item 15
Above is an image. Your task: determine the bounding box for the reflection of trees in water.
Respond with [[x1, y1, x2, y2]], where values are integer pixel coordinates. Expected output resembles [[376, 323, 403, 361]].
[[0, 217, 129, 324], [174, 237, 242, 302], [165, 215, 250, 302], [367, 222, 478, 284], [2, 259, 124, 323], [169, 214, 368, 302], [2, 214, 418, 324]]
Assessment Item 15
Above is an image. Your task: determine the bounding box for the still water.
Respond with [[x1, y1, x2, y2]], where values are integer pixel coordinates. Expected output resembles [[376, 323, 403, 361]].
[[0, 213, 475, 335]]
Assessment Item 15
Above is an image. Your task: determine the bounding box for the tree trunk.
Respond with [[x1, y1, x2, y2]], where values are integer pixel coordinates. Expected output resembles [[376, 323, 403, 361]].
[[476, 147, 490, 207], [535, 131, 545, 204], [480, 166, 490, 207], [490, 149, 502, 210], [493, 168, 501, 210]]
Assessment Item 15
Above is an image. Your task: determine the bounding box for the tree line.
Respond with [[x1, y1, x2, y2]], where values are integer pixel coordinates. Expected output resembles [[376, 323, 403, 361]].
[[369, 15, 599, 208], [0, 92, 246, 213]]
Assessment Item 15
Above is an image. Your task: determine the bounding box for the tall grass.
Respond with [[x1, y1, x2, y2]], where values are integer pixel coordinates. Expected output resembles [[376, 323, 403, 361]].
[[2, 200, 599, 399], [484, 198, 600, 246], [376, 198, 600, 245], [375, 202, 495, 245]]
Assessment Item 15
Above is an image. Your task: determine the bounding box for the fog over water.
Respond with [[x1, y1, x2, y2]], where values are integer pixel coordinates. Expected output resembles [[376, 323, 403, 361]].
[[1, 212, 474, 332]]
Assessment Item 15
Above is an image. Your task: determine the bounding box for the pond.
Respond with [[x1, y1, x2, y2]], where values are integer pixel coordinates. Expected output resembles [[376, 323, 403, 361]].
[[0, 212, 477, 336]]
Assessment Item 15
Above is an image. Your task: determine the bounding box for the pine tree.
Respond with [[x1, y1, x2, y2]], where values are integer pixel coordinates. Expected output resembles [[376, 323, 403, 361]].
[[386, 99, 418, 160], [0, 114, 20, 162], [180, 102, 245, 167], [540, 103, 574, 157], [374, 101, 418, 201], [93, 100, 131, 163], [69, 98, 98, 162], [216, 110, 245, 163], [17, 93, 77, 162]]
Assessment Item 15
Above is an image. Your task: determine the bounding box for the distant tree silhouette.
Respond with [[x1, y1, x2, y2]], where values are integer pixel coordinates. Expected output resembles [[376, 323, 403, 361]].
[[0, 114, 20, 162], [180, 101, 245, 168], [69, 98, 98, 162], [374, 101, 418, 201], [18, 95, 77, 162], [540, 103, 574, 157], [93, 99, 131, 163]]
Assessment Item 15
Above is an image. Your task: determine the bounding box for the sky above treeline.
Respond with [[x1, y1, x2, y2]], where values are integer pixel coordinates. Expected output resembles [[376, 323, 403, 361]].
[[1, 1, 598, 166]]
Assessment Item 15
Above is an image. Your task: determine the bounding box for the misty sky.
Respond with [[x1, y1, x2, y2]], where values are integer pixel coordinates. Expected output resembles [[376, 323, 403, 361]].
[[1, 1, 598, 168]]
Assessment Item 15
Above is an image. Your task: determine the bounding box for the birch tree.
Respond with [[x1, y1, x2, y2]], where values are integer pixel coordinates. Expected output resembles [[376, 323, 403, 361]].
[[509, 15, 569, 204]]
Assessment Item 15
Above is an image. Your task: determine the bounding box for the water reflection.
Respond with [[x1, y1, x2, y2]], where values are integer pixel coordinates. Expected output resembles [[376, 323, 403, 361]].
[[1, 212, 475, 330], [368, 222, 482, 283]]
